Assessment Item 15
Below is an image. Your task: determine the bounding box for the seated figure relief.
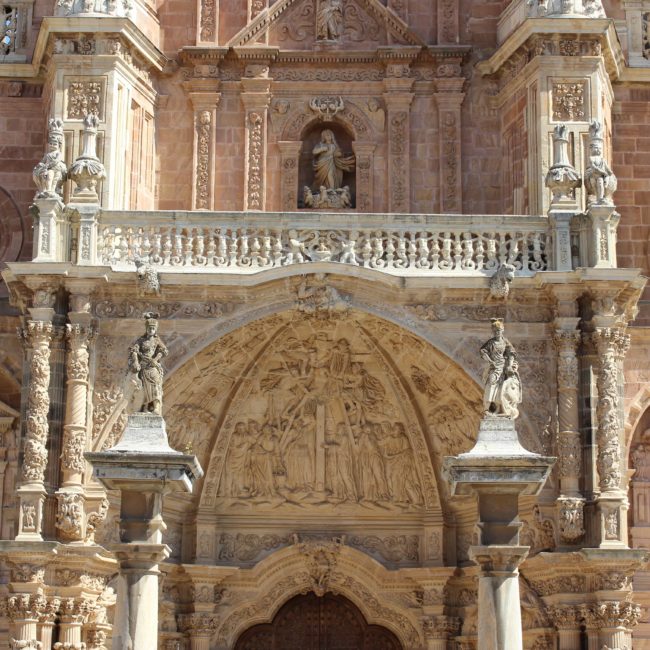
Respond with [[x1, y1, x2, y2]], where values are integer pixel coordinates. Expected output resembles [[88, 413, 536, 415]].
[[304, 129, 355, 210], [218, 333, 423, 509]]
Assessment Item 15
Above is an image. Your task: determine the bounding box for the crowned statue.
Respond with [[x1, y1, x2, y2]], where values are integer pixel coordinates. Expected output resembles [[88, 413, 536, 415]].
[[584, 119, 617, 206], [33, 118, 68, 199], [304, 129, 355, 209], [480, 319, 522, 419], [128, 312, 169, 415]]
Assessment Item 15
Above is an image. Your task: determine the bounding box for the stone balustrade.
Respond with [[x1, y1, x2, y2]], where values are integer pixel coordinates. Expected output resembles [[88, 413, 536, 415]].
[[0, 0, 33, 61], [89, 211, 550, 275]]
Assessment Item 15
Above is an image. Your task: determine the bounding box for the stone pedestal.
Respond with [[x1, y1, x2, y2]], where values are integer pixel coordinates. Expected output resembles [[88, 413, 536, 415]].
[[86, 413, 203, 649], [445, 416, 555, 650]]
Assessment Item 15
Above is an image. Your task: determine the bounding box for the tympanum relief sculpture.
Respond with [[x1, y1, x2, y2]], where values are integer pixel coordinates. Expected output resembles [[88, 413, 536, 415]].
[[304, 129, 355, 209], [216, 325, 424, 511]]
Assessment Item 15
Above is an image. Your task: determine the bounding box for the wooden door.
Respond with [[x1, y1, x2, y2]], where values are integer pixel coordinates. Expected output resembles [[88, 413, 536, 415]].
[[234, 592, 402, 650]]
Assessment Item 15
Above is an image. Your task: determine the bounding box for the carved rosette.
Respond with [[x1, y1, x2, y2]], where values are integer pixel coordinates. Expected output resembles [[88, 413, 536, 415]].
[[591, 328, 630, 492], [19, 320, 53, 484]]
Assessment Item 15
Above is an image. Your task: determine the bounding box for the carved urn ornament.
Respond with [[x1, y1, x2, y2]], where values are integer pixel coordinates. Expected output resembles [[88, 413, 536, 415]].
[[32, 118, 68, 199], [69, 113, 106, 201], [545, 124, 580, 206]]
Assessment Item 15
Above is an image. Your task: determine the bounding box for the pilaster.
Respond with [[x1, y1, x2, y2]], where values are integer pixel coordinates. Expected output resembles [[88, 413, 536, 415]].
[[422, 615, 460, 650], [433, 77, 465, 214], [16, 290, 56, 542], [179, 613, 219, 650], [55, 289, 95, 543], [548, 604, 582, 650], [352, 142, 376, 213], [238, 49, 276, 211], [7, 593, 46, 649], [591, 319, 630, 548], [278, 140, 302, 211]]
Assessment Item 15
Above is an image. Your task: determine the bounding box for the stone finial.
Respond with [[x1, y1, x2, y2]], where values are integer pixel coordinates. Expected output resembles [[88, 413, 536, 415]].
[[33, 118, 68, 199], [545, 124, 580, 206], [127, 312, 168, 415], [69, 114, 106, 202], [584, 119, 617, 207], [480, 319, 522, 419]]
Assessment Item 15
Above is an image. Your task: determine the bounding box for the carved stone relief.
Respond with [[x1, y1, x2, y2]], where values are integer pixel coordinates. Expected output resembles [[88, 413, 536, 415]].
[[551, 81, 586, 122], [211, 324, 426, 511], [66, 79, 105, 120]]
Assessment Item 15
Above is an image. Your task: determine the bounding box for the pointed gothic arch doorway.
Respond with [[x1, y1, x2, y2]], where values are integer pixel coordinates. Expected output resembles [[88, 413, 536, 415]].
[[233, 592, 403, 650]]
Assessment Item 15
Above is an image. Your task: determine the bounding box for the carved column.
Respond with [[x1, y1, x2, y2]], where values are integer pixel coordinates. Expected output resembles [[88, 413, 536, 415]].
[[591, 323, 630, 548], [278, 140, 302, 211], [7, 594, 45, 649], [16, 291, 56, 541], [189, 90, 221, 211], [553, 311, 585, 545], [240, 57, 273, 211], [179, 613, 219, 650], [39, 596, 60, 649], [352, 142, 375, 213], [55, 598, 89, 650], [383, 59, 414, 213], [434, 74, 465, 214], [548, 605, 581, 650], [56, 289, 95, 543]]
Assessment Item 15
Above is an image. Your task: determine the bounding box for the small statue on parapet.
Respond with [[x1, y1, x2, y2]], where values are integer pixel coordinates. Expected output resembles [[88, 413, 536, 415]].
[[480, 318, 522, 419], [33, 118, 68, 199], [127, 312, 168, 415], [584, 119, 617, 206]]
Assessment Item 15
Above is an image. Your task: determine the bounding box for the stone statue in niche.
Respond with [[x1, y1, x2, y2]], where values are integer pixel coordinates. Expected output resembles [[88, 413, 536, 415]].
[[33, 118, 68, 199], [217, 332, 423, 509], [127, 312, 168, 415], [304, 129, 355, 209], [584, 119, 617, 206], [480, 318, 522, 419], [316, 0, 343, 41]]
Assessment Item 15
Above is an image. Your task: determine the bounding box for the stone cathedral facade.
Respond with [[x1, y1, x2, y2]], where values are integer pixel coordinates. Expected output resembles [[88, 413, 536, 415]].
[[2, 0, 650, 648]]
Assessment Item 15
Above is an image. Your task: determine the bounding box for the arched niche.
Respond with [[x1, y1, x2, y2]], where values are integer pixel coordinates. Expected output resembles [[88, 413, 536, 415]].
[[628, 406, 650, 549], [278, 102, 377, 212], [298, 121, 357, 209]]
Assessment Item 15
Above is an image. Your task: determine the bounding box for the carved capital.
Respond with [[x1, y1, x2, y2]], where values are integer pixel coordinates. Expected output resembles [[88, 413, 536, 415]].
[[178, 613, 219, 636], [422, 615, 460, 640], [547, 604, 581, 630], [7, 594, 46, 621], [581, 601, 642, 629]]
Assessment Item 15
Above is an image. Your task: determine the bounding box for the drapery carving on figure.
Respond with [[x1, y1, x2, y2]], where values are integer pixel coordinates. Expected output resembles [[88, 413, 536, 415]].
[[316, 0, 343, 40], [304, 130, 355, 209], [480, 318, 522, 419], [584, 119, 617, 206], [126, 312, 168, 415], [217, 332, 423, 509]]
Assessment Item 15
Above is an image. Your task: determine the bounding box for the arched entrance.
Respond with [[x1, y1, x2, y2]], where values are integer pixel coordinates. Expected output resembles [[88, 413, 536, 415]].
[[234, 592, 403, 650]]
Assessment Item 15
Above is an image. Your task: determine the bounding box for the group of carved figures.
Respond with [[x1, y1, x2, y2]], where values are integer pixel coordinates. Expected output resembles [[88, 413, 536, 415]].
[[547, 120, 617, 207], [218, 335, 423, 506]]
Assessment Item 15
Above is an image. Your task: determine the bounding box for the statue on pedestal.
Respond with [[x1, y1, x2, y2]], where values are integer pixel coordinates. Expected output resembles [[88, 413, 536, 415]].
[[584, 120, 617, 206], [480, 318, 522, 419], [304, 129, 355, 209], [316, 0, 343, 41], [33, 118, 68, 199], [127, 312, 168, 415]]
